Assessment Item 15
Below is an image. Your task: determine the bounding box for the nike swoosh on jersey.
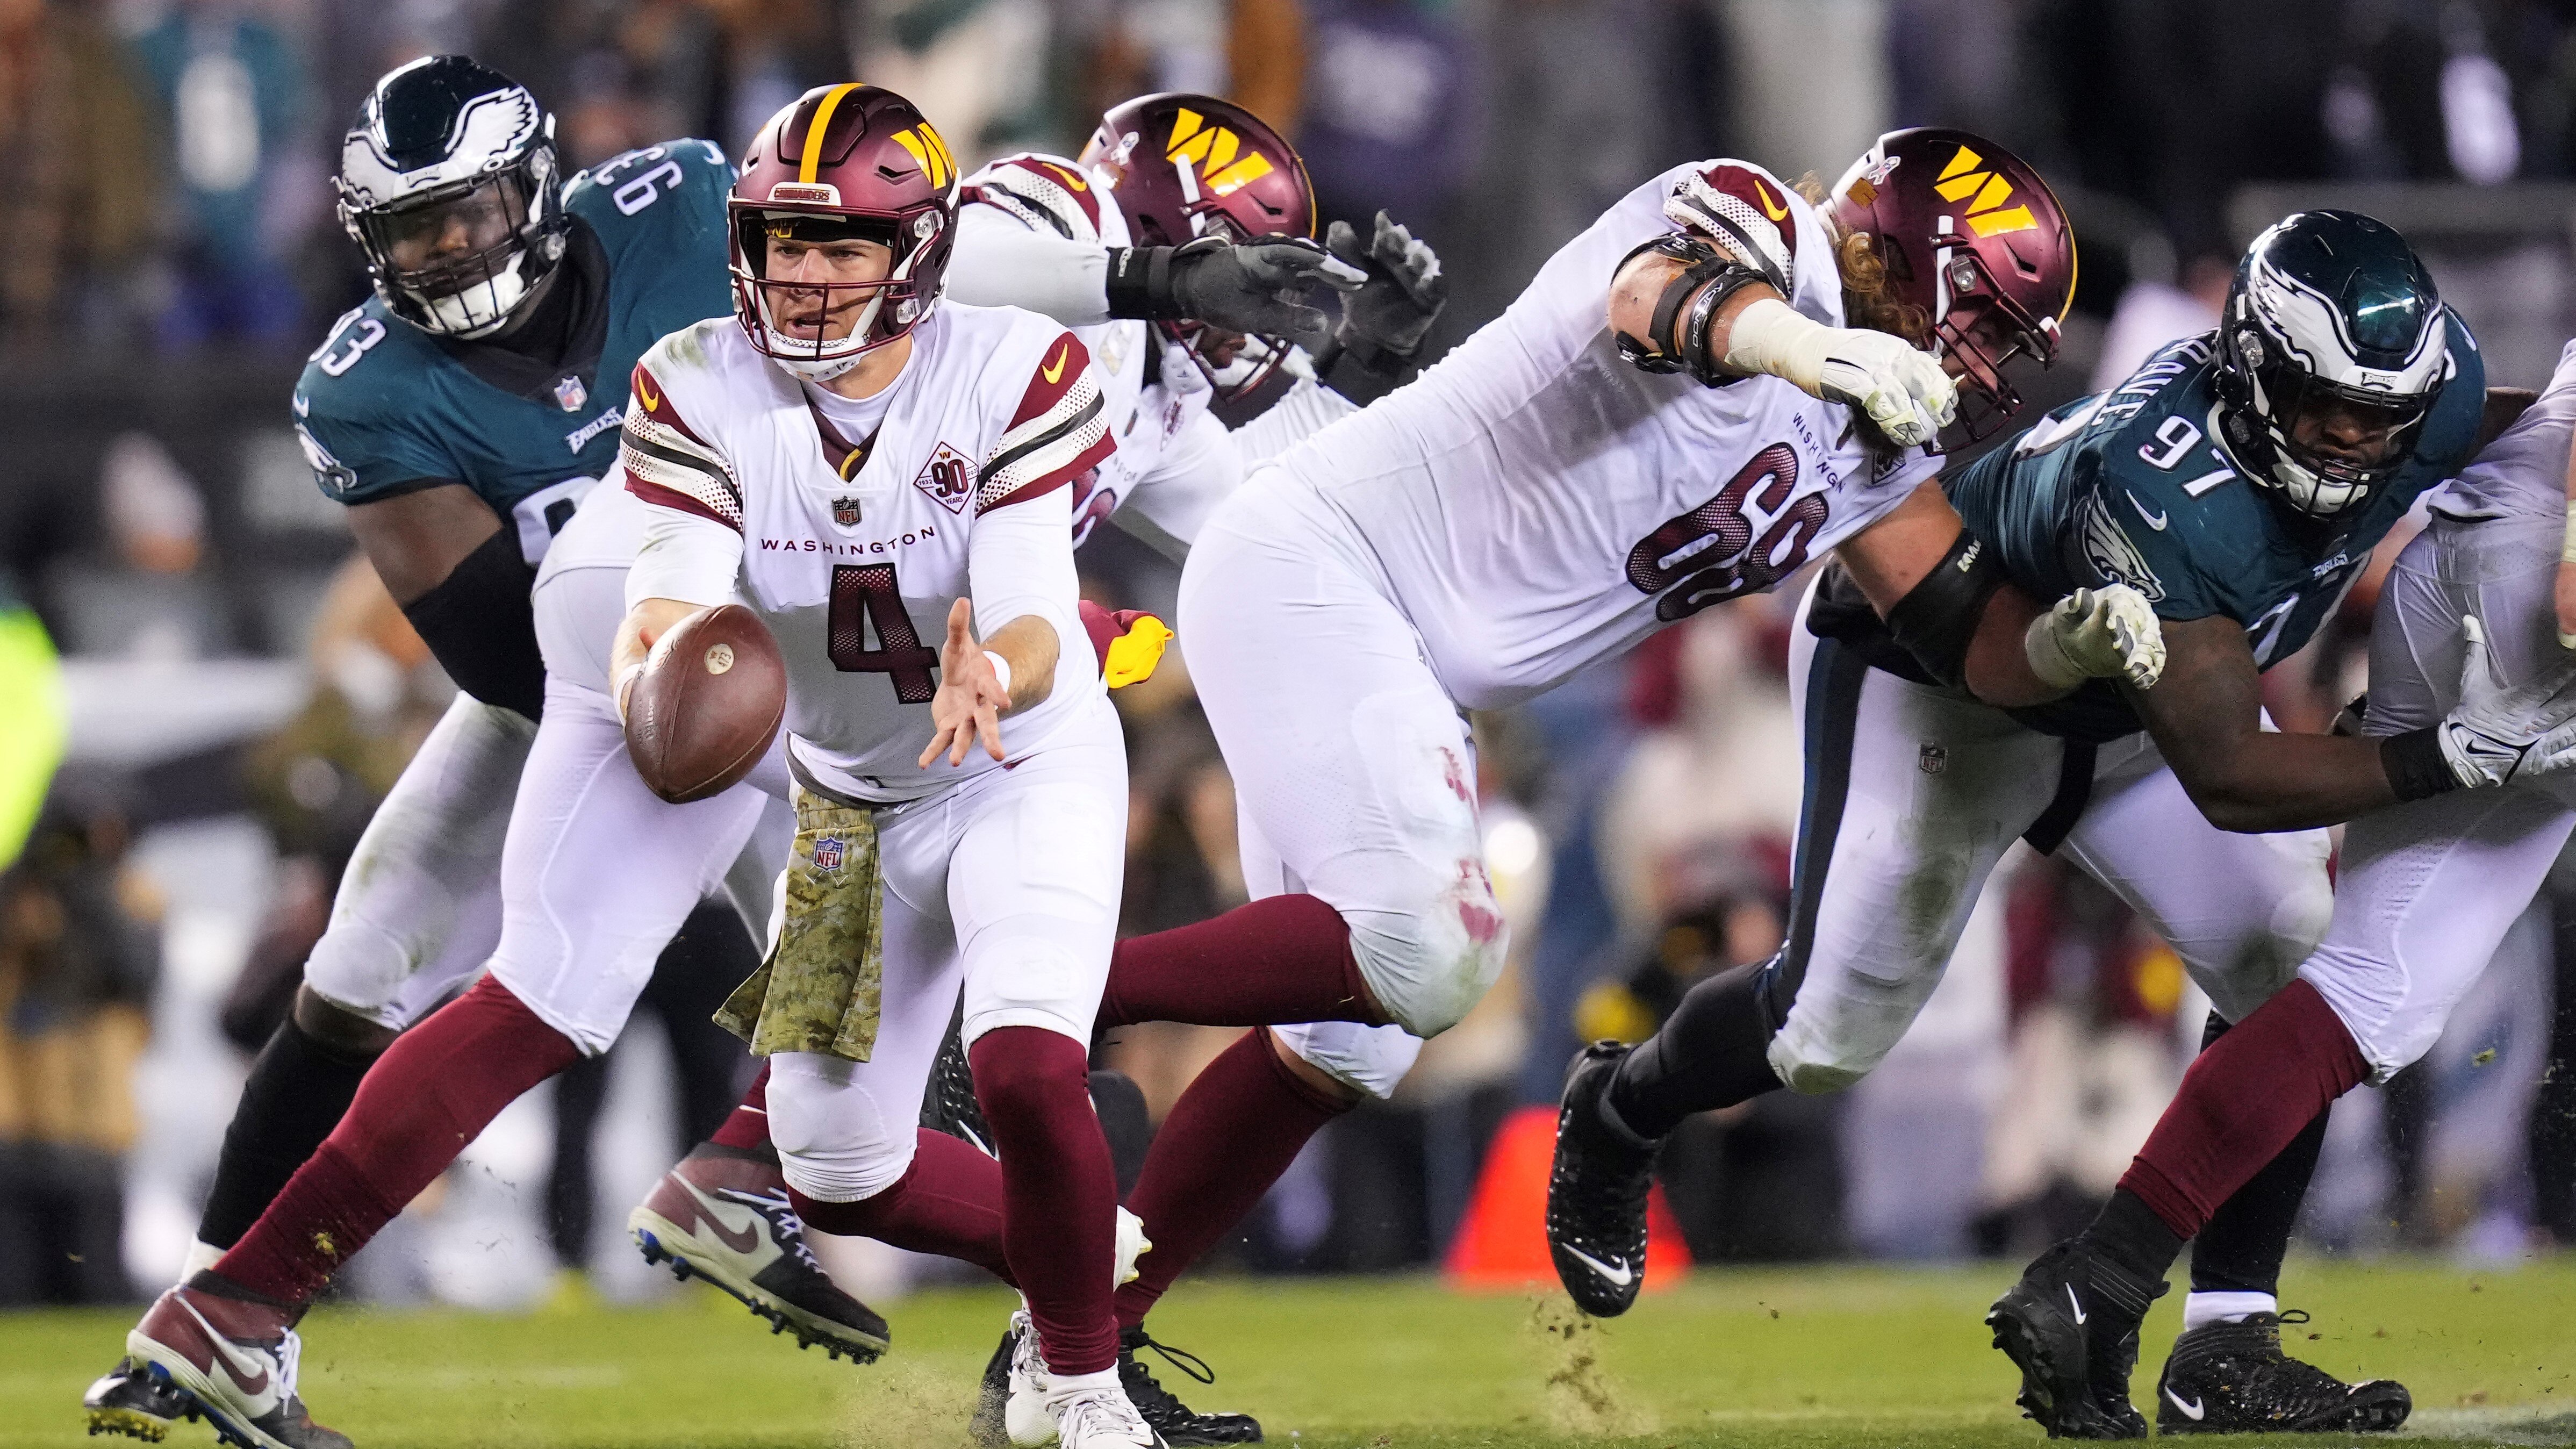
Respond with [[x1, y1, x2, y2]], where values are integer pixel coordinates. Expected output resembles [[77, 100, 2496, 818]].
[[2066, 1285, 2087, 1325], [680, 1179, 767, 1257], [176, 1297, 272, 1404], [1041, 162, 1088, 192], [1042, 342, 1071, 385], [1561, 1245, 1635, 1288], [2125, 490, 2170, 530], [1753, 177, 1789, 222], [636, 371, 663, 412], [2165, 1387, 2206, 1421]]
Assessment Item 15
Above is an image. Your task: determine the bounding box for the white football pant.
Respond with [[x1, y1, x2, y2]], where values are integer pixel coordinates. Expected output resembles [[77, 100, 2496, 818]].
[[1760, 578, 2335, 1094]]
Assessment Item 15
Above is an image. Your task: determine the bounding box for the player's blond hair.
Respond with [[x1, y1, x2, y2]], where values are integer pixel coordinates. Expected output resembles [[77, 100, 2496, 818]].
[[1793, 173, 1934, 350]]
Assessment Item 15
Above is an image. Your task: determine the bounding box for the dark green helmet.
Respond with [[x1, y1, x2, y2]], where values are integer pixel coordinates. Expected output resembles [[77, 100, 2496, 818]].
[[2215, 210, 2452, 515]]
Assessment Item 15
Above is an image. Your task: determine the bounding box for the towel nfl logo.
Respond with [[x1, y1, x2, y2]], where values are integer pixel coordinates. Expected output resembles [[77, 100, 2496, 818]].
[[813, 836, 845, 873]]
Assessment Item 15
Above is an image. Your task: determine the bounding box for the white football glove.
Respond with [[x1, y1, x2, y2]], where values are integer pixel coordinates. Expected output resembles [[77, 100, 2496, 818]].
[[2024, 585, 2166, 692], [2436, 614, 2576, 787], [1722, 298, 1956, 448]]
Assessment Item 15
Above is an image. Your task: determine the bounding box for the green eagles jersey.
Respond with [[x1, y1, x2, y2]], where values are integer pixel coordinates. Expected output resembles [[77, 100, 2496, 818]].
[[1946, 318, 2485, 742], [291, 139, 736, 563]]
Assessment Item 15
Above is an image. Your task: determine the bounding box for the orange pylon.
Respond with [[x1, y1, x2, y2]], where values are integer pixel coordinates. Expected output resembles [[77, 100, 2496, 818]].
[[1443, 1103, 1691, 1292]]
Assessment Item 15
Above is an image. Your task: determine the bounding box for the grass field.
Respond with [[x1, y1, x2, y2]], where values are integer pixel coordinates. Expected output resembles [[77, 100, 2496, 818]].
[[2, 1261, 2571, 1448]]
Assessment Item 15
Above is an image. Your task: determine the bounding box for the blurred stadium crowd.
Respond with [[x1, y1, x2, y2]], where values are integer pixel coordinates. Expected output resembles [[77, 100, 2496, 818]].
[[4, 0, 2576, 1307]]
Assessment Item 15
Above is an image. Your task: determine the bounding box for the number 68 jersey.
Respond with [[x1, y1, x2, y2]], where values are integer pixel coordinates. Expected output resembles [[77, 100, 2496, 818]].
[[621, 305, 1115, 804], [1258, 160, 1942, 712]]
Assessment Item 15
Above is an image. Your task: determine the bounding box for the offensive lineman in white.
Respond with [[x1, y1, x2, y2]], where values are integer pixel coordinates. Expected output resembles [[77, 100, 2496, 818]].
[[1073, 128, 2161, 1361]]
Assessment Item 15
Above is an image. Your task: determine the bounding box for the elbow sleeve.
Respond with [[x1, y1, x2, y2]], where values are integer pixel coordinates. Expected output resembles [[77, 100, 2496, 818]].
[[399, 529, 546, 721], [1882, 530, 2007, 690]]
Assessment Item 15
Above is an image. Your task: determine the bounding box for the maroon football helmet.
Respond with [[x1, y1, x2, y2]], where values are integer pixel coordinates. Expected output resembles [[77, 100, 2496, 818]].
[[729, 83, 960, 375], [1077, 92, 1317, 399], [1826, 128, 2076, 450]]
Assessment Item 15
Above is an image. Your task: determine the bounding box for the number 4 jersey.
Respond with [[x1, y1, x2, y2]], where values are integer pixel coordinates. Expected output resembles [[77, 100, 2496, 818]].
[[1254, 160, 1941, 712], [620, 306, 1114, 804]]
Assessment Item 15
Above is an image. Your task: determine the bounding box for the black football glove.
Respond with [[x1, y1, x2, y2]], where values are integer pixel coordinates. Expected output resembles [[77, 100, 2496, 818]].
[[1328, 211, 1447, 361], [1106, 236, 1366, 338]]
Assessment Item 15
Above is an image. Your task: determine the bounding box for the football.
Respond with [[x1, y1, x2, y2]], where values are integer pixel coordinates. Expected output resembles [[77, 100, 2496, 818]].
[[623, 604, 786, 804]]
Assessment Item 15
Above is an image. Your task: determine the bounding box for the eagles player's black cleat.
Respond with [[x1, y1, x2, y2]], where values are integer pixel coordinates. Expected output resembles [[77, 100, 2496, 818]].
[[1545, 1041, 1657, 1317], [2155, 1311, 2410, 1434], [1118, 1326, 1262, 1445], [1986, 1238, 2167, 1439], [83, 1359, 197, 1441]]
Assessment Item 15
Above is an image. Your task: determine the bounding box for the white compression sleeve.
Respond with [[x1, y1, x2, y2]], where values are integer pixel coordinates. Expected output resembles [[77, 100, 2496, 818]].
[[625, 503, 744, 610], [946, 205, 1113, 325], [967, 483, 1085, 693]]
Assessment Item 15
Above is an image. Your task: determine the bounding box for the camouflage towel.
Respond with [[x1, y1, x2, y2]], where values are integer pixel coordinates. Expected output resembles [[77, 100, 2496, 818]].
[[715, 789, 884, 1061]]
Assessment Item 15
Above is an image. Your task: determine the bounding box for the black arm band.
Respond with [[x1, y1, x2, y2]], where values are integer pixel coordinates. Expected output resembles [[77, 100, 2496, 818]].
[[1104, 245, 1180, 320], [1612, 234, 1769, 388], [400, 528, 547, 722], [1882, 529, 2008, 689], [2380, 727, 2461, 801]]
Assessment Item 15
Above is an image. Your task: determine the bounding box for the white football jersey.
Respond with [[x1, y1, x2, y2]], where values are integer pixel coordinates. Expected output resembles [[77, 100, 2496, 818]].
[[621, 305, 1115, 802], [1259, 160, 1942, 711], [958, 152, 1240, 557]]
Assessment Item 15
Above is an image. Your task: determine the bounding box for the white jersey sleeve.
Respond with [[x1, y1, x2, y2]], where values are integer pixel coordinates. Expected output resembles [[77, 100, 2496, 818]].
[[950, 153, 1125, 325], [1111, 408, 1242, 561], [1662, 159, 1845, 326], [2431, 338, 2576, 522]]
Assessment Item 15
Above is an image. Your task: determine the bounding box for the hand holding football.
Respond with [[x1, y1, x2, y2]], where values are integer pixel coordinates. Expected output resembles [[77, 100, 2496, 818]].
[[623, 604, 785, 803]]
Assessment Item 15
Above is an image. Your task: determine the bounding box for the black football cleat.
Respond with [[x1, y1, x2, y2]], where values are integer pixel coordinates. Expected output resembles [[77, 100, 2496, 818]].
[[2155, 1311, 2411, 1434], [83, 1358, 197, 1441], [628, 1143, 891, 1362], [1986, 1239, 2168, 1439], [922, 1013, 995, 1156], [1118, 1326, 1261, 1446], [1545, 1041, 1658, 1317]]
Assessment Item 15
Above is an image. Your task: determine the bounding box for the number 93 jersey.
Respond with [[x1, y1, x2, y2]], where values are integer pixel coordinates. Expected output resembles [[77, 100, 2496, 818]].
[[1945, 320, 2484, 742], [1258, 160, 1941, 712], [621, 306, 1115, 804], [293, 140, 736, 563]]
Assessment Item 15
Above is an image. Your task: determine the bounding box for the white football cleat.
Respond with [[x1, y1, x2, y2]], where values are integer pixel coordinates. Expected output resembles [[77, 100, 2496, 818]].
[[1045, 1370, 1166, 1449]]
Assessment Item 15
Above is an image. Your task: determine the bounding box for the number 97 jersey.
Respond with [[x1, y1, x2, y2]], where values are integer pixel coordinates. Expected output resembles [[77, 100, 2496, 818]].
[[621, 305, 1115, 803]]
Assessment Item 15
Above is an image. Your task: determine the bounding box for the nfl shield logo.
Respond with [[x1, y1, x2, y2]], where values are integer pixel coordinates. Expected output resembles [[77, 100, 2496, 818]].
[[554, 374, 588, 412], [813, 836, 845, 873], [833, 496, 861, 526], [1919, 743, 1947, 776]]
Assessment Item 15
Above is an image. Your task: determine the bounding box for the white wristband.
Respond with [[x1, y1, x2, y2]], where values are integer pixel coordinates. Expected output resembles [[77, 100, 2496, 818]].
[[2561, 498, 2576, 564], [983, 650, 1013, 698], [613, 661, 644, 721]]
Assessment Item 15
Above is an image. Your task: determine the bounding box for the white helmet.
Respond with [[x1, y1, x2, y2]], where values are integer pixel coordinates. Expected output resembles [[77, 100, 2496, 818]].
[[335, 56, 566, 339]]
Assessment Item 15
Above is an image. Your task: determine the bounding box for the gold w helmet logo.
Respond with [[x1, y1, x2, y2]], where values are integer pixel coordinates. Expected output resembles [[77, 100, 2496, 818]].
[[890, 123, 957, 190], [1933, 145, 2037, 238], [1166, 108, 1276, 197]]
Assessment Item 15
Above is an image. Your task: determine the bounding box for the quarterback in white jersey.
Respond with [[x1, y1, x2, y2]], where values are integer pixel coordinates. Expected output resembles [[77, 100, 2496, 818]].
[[608, 84, 1161, 1449]]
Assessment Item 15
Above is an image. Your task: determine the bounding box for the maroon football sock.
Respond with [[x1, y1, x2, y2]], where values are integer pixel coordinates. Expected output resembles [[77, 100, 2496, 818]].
[[972, 1027, 1120, 1376], [1098, 894, 1383, 1029], [1115, 1028, 1348, 1328], [789, 1130, 1014, 1285], [217, 977, 582, 1304], [707, 1060, 773, 1154], [2118, 980, 2370, 1239]]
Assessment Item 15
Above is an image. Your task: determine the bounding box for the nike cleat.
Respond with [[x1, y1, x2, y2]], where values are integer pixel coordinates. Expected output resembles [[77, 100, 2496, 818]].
[[628, 1143, 891, 1363], [1986, 1239, 2168, 1439], [1115, 1326, 1261, 1445], [971, 1308, 1057, 1449], [1545, 1041, 1657, 1317], [83, 1358, 197, 1441], [923, 1014, 994, 1155], [1047, 1375, 1166, 1449], [971, 1213, 1160, 1448], [2155, 1311, 2410, 1434], [123, 1279, 348, 1449]]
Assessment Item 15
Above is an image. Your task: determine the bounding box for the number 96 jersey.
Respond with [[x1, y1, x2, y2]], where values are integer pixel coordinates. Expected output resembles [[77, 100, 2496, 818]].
[[621, 306, 1115, 803]]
